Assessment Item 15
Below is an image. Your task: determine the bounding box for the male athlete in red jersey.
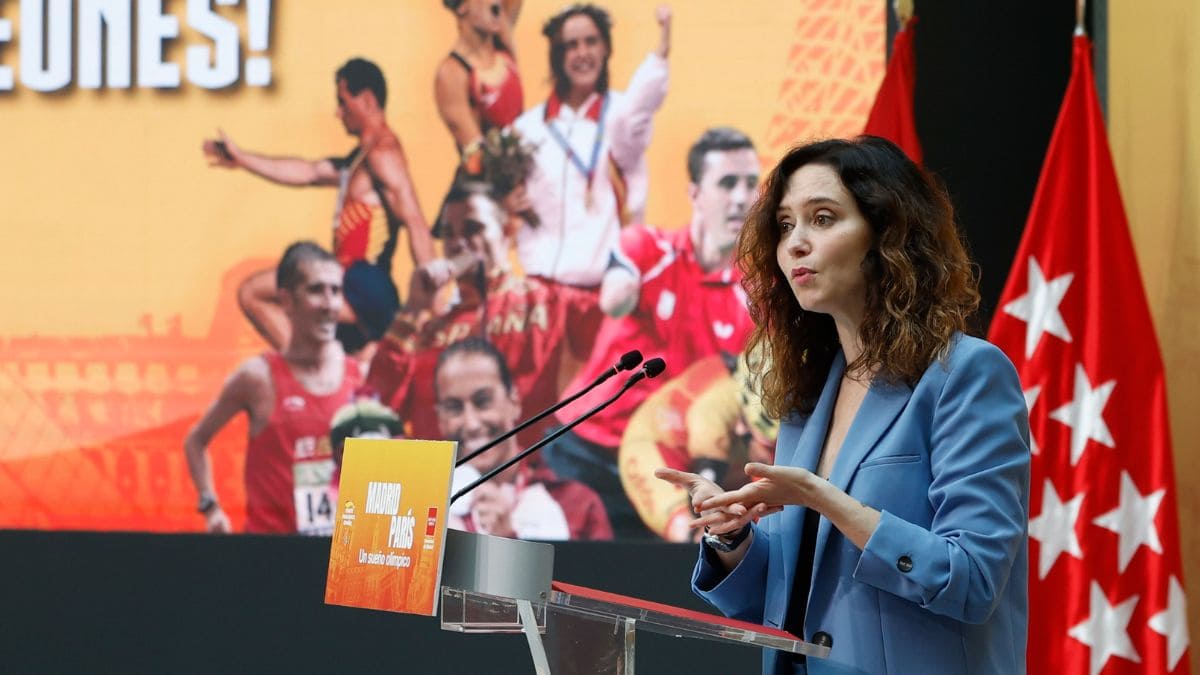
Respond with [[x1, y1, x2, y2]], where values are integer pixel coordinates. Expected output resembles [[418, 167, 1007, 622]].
[[367, 181, 600, 446], [185, 242, 361, 534], [545, 127, 760, 537], [203, 59, 436, 355]]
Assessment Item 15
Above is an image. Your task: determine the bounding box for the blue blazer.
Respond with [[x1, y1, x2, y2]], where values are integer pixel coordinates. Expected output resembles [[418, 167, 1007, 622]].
[[693, 335, 1030, 675]]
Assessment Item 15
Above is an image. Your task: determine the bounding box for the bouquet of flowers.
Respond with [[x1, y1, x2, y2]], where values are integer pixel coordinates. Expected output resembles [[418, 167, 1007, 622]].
[[477, 127, 540, 228]]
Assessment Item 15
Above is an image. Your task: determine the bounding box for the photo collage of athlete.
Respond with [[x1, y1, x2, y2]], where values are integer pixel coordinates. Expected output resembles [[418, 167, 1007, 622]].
[[192, 1, 807, 540]]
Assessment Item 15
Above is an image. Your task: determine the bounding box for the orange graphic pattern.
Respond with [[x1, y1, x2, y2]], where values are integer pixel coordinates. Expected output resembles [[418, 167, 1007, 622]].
[[765, 0, 885, 152], [0, 260, 269, 531]]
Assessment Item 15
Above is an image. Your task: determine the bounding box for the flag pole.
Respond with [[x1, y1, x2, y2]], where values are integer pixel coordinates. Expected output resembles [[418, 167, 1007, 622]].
[[893, 0, 914, 27], [1075, 0, 1087, 36]]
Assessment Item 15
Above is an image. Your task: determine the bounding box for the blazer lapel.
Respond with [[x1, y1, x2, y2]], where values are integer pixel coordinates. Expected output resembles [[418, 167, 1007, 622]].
[[826, 375, 913, 492], [772, 353, 845, 625], [808, 373, 913, 606], [779, 352, 844, 469]]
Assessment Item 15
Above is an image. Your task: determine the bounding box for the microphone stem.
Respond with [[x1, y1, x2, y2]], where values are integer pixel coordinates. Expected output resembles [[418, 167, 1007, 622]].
[[451, 373, 645, 504], [454, 366, 618, 468]]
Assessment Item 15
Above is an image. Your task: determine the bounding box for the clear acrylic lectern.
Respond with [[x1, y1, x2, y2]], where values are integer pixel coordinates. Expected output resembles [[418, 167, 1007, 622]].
[[438, 530, 830, 675]]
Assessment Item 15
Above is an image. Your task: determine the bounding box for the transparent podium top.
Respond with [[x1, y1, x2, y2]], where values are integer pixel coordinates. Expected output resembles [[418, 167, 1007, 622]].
[[440, 581, 831, 659]]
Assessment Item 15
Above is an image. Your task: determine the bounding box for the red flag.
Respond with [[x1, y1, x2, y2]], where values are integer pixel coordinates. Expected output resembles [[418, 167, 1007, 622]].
[[988, 35, 1190, 674], [863, 18, 922, 163]]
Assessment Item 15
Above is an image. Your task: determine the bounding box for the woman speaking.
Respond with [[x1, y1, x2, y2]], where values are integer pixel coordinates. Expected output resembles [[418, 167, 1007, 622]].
[[657, 136, 1030, 674]]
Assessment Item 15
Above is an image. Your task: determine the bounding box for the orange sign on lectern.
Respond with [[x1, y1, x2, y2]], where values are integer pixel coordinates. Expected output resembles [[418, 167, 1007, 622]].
[[325, 438, 457, 616]]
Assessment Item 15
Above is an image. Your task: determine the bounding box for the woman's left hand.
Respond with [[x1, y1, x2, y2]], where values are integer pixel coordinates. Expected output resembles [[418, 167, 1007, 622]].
[[699, 462, 884, 551], [654, 5, 672, 59]]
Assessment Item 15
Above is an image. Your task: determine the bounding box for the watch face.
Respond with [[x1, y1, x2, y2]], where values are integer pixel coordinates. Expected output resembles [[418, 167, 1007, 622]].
[[704, 533, 735, 553], [704, 525, 750, 552]]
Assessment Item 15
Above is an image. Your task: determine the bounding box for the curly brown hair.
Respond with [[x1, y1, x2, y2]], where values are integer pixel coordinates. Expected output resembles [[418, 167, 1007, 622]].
[[738, 136, 980, 418]]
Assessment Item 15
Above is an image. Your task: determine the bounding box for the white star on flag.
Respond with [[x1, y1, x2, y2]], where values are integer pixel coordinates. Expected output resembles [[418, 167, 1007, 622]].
[[1068, 581, 1141, 675], [1002, 256, 1074, 358], [1148, 575, 1190, 671], [1024, 384, 1042, 455], [1049, 364, 1116, 465], [1028, 478, 1084, 579], [1093, 471, 1165, 573]]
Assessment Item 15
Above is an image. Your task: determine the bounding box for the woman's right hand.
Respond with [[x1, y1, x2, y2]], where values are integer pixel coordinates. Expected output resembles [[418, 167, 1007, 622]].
[[654, 467, 775, 537]]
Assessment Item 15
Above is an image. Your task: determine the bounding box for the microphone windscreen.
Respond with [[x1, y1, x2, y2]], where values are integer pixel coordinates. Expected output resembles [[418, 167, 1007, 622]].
[[643, 358, 666, 378], [617, 350, 643, 371]]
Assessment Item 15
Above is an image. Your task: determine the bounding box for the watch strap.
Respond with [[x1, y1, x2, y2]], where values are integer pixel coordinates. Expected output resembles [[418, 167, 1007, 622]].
[[197, 493, 219, 514]]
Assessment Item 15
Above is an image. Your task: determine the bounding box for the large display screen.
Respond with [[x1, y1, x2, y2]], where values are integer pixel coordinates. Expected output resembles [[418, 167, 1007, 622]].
[[0, 0, 883, 537]]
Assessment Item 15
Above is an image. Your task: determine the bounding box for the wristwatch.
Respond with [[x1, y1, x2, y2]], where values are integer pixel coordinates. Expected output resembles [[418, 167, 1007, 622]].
[[703, 524, 751, 553], [197, 492, 220, 515]]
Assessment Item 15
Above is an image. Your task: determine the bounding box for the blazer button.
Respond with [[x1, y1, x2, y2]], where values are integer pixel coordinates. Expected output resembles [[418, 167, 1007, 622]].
[[896, 555, 913, 573], [811, 631, 833, 648]]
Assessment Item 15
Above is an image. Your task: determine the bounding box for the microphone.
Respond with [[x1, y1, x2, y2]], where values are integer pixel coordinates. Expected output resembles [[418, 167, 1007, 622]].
[[631, 356, 666, 381], [603, 350, 645, 382], [451, 357, 667, 504], [454, 349, 643, 468]]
